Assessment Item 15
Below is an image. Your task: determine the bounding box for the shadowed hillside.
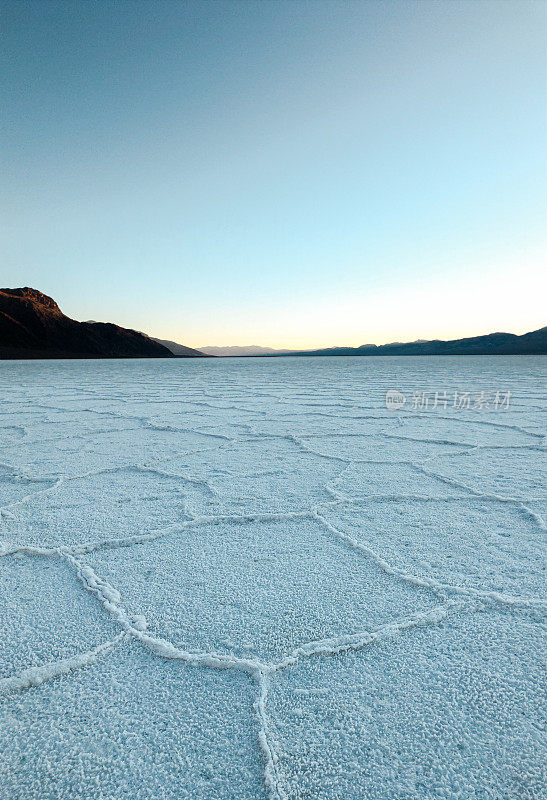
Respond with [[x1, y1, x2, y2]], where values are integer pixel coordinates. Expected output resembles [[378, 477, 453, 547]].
[[0, 288, 202, 359]]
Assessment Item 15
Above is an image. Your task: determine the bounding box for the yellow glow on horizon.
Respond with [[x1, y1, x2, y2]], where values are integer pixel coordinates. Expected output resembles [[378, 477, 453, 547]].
[[158, 252, 545, 350]]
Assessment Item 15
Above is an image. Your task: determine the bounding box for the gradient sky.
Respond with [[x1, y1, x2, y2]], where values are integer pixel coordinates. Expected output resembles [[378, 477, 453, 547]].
[[2, 0, 546, 349]]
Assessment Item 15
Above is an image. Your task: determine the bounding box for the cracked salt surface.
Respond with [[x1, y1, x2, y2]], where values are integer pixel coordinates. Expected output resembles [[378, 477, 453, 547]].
[[0, 556, 118, 681], [0, 640, 264, 800], [85, 517, 438, 662], [323, 498, 545, 598], [268, 608, 545, 800], [431, 447, 546, 501], [1, 467, 193, 548], [0, 355, 545, 799]]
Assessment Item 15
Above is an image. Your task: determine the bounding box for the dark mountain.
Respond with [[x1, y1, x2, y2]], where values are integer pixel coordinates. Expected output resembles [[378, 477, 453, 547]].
[[0, 288, 200, 359], [270, 328, 547, 357], [149, 336, 209, 358], [85, 326, 209, 358]]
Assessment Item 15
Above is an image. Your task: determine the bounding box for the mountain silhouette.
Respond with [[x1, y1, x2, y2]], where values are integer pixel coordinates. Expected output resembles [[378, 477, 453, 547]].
[[268, 328, 547, 357], [0, 288, 204, 359]]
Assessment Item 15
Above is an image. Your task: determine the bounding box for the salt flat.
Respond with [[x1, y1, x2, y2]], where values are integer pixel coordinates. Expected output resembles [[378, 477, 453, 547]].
[[0, 355, 545, 800]]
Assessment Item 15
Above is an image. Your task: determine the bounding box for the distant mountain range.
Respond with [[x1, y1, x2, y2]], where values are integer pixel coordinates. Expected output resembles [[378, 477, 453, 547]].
[[263, 328, 547, 357], [0, 288, 205, 359], [1, 287, 544, 359], [202, 330, 547, 357], [199, 341, 431, 356], [199, 345, 292, 356]]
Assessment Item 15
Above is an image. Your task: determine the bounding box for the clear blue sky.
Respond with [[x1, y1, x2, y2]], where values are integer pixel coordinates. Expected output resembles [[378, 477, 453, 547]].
[[2, 0, 545, 348]]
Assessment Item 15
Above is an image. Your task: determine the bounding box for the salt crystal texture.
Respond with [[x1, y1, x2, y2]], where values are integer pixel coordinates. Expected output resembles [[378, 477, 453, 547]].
[[0, 355, 545, 799]]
